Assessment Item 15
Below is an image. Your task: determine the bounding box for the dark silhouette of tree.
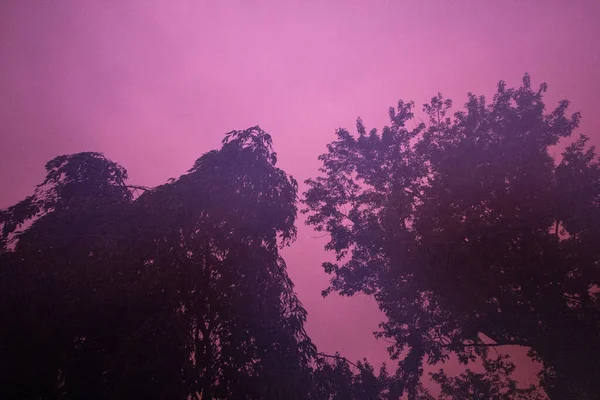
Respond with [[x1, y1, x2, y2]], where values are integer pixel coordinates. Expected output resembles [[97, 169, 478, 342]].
[[311, 353, 431, 400], [0, 128, 317, 399], [430, 355, 544, 400], [303, 74, 600, 399]]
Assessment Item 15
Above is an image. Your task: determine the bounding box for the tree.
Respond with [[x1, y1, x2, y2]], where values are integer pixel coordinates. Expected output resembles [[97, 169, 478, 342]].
[[431, 354, 544, 400], [0, 127, 316, 399], [303, 74, 600, 399], [311, 353, 430, 400]]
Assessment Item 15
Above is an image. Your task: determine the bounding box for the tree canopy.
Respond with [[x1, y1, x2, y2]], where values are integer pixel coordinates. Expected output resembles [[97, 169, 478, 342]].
[[2, 76, 598, 399], [303, 74, 599, 399], [0, 128, 316, 399]]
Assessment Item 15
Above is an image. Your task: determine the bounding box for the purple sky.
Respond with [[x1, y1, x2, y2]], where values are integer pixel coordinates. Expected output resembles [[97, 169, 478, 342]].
[[2, 0, 599, 388]]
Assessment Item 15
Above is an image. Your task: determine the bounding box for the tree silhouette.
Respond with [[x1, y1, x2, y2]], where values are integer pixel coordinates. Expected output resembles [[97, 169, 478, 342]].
[[312, 353, 430, 400], [0, 128, 316, 399], [430, 354, 544, 400], [303, 74, 599, 399]]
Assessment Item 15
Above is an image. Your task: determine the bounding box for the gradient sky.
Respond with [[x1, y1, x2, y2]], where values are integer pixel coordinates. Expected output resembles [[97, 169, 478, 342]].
[[2, 0, 599, 389]]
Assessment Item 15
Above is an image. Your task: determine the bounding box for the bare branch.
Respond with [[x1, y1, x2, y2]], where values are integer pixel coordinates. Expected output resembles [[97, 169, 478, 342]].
[[126, 185, 151, 192]]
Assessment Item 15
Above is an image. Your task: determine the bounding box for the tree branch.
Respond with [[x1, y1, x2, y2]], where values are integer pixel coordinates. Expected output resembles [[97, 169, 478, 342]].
[[443, 341, 522, 348], [316, 352, 361, 370], [335, 208, 358, 225], [126, 185, 151, 192], [403, 188, 423, 200]]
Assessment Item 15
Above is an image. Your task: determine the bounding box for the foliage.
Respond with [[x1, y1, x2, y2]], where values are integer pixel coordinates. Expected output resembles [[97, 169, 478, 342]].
[[0, 127, 316, 399], [431, 354, 544, 400], [311, 353, 432, 400], [303, 74, 600, 399]]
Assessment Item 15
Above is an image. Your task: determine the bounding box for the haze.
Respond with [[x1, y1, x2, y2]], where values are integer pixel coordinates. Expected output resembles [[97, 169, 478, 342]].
[[1, 0, 599, 388]]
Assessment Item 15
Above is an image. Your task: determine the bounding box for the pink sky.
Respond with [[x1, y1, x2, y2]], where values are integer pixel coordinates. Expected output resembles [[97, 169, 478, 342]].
[[1, 0, 599, 388]]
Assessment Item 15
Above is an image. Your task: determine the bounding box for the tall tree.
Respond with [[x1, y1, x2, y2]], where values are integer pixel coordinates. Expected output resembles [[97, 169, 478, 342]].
[[303, 74, 599, 399], [0, 127, 316, 399]]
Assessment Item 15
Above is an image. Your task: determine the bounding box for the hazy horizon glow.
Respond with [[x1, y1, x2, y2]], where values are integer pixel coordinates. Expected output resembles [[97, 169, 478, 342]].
[[1, 0, 599, 388]]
